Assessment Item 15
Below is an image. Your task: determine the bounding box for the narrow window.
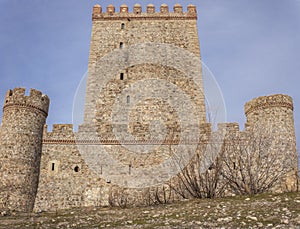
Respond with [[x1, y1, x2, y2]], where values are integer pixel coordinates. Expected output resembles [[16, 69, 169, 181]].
[[120, 42, 124, 49], [127, 95, 130, 104], [129, 163, 132, 175], [121, 23, 125, 29], [120, 73, 124, 80], [74, 166, 80, 173], [51, 163, 55, 171]]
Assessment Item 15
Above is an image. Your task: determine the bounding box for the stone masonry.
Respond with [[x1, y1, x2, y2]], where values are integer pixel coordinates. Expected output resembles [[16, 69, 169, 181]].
[[0, 4, 298, 212]]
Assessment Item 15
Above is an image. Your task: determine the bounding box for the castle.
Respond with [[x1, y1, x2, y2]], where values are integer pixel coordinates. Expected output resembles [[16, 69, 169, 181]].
[[0, 4, 298, 212]]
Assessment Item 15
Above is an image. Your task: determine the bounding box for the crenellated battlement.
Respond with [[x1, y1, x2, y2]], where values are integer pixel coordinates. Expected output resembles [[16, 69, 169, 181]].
[[43, 124, 75, 144], [245, 94, 293, 116], [44, 124, 74, 134], [217, 123, 240, 134], [3, 88, 50, 117], [92, 3, 197, 20]]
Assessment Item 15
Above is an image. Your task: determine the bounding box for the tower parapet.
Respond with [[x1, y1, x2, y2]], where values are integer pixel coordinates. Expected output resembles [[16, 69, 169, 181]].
[[0, 88, 49, 212], [92, 4, 198, 20], [244, 94, 294, 132], [245, 94, 293, 119], [3, 88, 49, 117]]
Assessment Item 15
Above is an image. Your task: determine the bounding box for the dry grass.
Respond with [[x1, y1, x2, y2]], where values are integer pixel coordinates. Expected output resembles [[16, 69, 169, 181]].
[[0, 192, 300, 228]]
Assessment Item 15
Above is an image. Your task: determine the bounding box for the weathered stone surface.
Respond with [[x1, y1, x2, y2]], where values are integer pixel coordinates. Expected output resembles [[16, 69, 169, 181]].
[[0, 4, 298, 213]]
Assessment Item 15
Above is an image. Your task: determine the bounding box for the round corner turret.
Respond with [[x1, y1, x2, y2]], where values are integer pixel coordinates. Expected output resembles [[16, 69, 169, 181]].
[[0, 87, 50, 212]]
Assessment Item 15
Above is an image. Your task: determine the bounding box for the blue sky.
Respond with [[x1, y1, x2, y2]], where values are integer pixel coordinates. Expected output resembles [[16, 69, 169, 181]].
[[0, 0, 300, 153]]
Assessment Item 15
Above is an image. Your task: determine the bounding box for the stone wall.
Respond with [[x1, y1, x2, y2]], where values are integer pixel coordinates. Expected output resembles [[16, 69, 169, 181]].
[[34, 124, 109, 211]]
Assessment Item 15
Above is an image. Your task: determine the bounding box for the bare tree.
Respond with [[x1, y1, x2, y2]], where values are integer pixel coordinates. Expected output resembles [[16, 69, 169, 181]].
[[142, 185, 174, 205], [169, 134, 227, 199], [221, 129, 291, 195]]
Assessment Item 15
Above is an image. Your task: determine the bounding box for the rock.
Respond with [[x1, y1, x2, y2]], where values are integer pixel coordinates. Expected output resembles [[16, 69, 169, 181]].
[[1, 211, 8, 216], [257, 222, 263, 227], [245, 198, 251, 201], [217, 217, 233, 223], [143, 211, 150, 214], [281, 219, 289, 224], [246, 216, 258, 221], [34, 209, 43, 214]]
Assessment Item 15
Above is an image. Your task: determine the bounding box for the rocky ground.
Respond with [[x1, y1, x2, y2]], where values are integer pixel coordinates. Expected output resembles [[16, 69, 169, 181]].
[[0, 192, 300, 228]]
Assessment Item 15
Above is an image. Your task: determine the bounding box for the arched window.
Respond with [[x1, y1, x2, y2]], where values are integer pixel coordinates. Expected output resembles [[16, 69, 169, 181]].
[[120, 73, 124, 80], [127, 95, 130, 104], [120, 42, 124, 49], [121, 23, 125, 29]]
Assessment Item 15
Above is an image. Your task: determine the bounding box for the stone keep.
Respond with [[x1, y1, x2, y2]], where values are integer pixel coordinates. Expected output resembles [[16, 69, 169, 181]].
[[84, 3, 206, 133], [0, 4, 298, 212]]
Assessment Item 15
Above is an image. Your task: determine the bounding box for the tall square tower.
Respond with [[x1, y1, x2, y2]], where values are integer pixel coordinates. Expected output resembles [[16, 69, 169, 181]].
[[83, 4, 206, 142]]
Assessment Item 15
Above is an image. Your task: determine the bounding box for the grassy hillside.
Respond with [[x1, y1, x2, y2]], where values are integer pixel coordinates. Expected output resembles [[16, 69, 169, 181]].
[[0, 192, 300, 228]]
